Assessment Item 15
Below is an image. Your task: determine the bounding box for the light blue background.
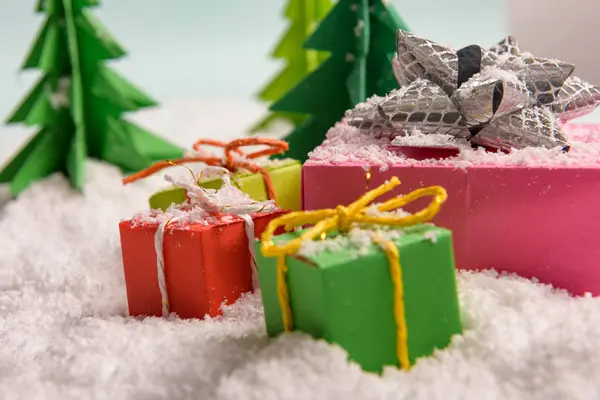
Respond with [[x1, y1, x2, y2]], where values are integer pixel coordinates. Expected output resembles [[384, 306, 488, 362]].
[[1, 0, 597, 163]]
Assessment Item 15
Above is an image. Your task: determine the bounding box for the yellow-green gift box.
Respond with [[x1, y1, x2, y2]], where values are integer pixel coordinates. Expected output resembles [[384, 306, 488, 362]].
[[148, 159, 302, 211]]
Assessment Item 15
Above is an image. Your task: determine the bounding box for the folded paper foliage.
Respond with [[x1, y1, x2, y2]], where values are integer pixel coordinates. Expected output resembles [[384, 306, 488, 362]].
[[270, 0, 410, 161], [249, 0, 333, 134], [0, 0, 183, 196]]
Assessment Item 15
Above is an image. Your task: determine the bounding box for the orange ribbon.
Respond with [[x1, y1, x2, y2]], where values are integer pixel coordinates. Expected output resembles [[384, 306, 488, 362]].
[[122, 138, 289, 204]]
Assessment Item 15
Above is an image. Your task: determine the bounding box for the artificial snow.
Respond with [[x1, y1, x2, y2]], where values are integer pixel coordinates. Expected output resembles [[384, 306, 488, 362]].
[[308, 121, 600, 168], [391, 128, 464, 148], [309, 123, 406, 166], [246, 156, 295, 169], [423, 230, 438, 244], [297, 227, 402, 258], [495, 51, 526, 70], [365, 202, 411, 218], [48, 77, 71, 109], [480, 65, 522, 85], [1, 102, 600, 399]]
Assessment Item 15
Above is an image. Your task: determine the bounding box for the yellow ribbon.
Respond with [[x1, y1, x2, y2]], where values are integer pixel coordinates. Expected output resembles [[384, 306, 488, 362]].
[[260, 176, 448, 370]]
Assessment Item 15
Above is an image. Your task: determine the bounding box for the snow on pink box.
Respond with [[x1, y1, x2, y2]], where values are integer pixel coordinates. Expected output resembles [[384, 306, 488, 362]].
[[302, 123, 600, 296]]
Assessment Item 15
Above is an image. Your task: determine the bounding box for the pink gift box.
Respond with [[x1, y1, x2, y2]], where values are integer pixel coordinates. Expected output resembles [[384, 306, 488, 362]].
[[302, 124, 600, 296]]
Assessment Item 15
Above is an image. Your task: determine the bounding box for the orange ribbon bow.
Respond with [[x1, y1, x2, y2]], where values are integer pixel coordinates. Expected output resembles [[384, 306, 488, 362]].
[[122, 138, 289, 204]]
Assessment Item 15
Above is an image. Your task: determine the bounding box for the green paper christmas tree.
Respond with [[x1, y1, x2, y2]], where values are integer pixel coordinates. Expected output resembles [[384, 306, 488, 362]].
[[0, 0, 183, 196], [271, 0, 409, 161], [249, 0, 333, 134]]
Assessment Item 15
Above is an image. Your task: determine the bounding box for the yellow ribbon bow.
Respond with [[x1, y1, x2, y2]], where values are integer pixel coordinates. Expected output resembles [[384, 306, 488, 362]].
[[260, 176, 448, 370]]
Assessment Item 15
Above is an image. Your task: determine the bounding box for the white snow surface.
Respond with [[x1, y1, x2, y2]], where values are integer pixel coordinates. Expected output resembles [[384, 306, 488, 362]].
[[311, 119, 600, 168], [1, 101, 600, 399]]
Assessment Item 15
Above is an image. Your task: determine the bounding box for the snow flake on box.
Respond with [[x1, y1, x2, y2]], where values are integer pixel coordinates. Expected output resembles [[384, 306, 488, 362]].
[[307, 121, 600, 168], [48, 77, 71, 109], [344, 31, 600, 153], [297, 202, 414, 258], [298, 227, 404, 259]]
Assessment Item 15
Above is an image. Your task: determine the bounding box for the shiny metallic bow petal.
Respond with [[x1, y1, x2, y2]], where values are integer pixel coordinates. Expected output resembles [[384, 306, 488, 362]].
[[346, 79, 467, 137], [489, 36, 576, 105], [396, 30, 458, 96], [395, 30, 503, 97], [489, 37, 600, 119], [343, 93, 395, 133], [492, 45, 575, 106], [548, 76, 600, 122], [347, 30, 600, 153], [451, 72, 533, 128], [471, 107, 570, 151], [512, 57, 575, 105], [489, 36, 520, 56], [392, 55, 403, 87]]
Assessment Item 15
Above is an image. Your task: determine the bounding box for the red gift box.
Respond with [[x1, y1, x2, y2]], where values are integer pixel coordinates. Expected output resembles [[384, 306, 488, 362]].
[[119, 210, 287, 319]]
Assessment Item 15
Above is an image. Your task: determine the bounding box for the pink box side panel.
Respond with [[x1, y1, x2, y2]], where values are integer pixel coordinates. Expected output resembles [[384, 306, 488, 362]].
[[467, 167, 600, 295]]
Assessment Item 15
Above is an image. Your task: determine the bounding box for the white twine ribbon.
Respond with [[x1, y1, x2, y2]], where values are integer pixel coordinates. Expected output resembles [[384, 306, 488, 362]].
[[239, 214, 260, 290], [154, 216, 182, 317]]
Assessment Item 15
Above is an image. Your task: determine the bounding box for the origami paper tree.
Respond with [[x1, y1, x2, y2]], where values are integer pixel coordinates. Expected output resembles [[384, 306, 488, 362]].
[[270, 0, 409, 161], [249, 0, 332, 134], [0, 0, 183, 196]]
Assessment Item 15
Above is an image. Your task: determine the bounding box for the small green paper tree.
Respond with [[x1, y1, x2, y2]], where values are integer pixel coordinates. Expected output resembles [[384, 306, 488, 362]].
[[0, 0, 183, 196], [249, 0, 332, 134], [271, 0, 409, 161]]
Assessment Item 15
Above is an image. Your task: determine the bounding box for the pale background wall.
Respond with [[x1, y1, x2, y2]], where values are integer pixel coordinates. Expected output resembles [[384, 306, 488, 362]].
[[1, 0, 599, 164]]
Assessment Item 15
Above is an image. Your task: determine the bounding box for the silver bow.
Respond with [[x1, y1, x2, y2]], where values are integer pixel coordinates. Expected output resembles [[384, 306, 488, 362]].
[[345, 31, 600, 152]]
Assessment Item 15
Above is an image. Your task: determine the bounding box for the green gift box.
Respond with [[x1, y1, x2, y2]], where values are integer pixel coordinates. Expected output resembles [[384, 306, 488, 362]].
[[149, 158, 302, 211], [256, 177, 463, 373]]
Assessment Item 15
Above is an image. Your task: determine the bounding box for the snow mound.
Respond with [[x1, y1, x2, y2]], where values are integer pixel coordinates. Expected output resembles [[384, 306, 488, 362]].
[[308, 122, 600, 168]]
